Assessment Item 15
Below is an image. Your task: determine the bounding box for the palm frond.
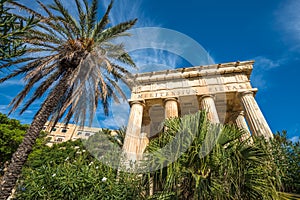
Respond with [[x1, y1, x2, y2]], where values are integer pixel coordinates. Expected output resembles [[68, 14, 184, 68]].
[[49, 0, 80, 38], [74, 0, 86, 36], [2, 0, 137, 127], [86, 0, 98, 36], [0, 54, 58, 82], [96, 19, 137, 43], [0, 57, 36, 69], [8, 73, 44, 113], [103, 74, 127, 101], [91, 0, 113, 39], [145, 111, 281, 199], [19, 70, 61, 114]]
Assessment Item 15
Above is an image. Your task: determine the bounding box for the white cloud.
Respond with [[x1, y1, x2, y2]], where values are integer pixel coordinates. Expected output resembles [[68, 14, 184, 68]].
[[0, 105, 32, 124], [130, 49, 180, 73], [0, 94, 13, 101], [251, 74, 267, 90], [23, 110, 34, 114], [253, 56, 281, 70], [289, 136, 299, 143], [0, 105, 8, 112], [96, 100, 130, 129], [12, 0, 77, 17], [103, 0, 156, 27], [251, 56, 284, 90], [0, 79, 25, 87], [276, 0, 300, 50]]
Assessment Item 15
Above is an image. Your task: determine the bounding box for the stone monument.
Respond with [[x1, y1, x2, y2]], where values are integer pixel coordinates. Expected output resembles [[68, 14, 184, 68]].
[[122, 60, 273, 161]]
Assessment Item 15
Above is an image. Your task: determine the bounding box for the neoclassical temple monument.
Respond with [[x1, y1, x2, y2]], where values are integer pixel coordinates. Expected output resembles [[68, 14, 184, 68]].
[[122, 60, 273, 161]]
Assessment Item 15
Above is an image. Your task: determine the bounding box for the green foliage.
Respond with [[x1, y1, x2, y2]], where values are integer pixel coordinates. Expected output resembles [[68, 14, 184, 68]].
[[7, 112, 299, 199], [0, 113, 28, 174], [81, 128, 127, 171], [0, 0, 36, 60], [145, 111, 282, 199], [25, 139, 85, 169], [16, 140, 145, 200], [270, 131, 300, 194], [92, 128, 125, 148], [0, 0, 137, 197]]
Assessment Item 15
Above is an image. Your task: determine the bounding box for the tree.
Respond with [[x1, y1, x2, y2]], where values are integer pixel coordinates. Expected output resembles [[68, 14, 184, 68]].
[[15, 140, 145, 199], [6, 111, 299, 199], [144, 111, 283, 199], [0, 0, 137, 198], [0, 113, 28, 176], [270, 131, 300, 194], [0, 0, 36, 60]]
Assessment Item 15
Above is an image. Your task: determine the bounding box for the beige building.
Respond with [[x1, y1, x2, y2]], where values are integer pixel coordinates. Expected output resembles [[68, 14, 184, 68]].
[[123, 60, 273, 161], [44, 122, 102, 146]]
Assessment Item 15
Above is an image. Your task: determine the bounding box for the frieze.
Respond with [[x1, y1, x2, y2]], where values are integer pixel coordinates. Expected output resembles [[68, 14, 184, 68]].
[[132, 83, 250, 100]]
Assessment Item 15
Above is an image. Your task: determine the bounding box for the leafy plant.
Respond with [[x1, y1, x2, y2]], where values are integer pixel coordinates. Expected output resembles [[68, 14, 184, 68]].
[[145, 111, 282, 199], [16, 140, 145, 200], [0, 113, 28, 175], [0, 0, 137, 197], [270, 131, 300, 194], [0, 0, 36, 60]]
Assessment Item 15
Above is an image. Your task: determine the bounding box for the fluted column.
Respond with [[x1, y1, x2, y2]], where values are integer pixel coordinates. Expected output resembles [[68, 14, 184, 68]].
[[137, 116, 151, 160], [137, 133, 149, 160], [164, 97, 179, 118], [234, 111, 251, 141], [123, 101, 144, 161], [142, 116, 151, 137], [200, 95, 220, 123], [239, 91, 273, 140]]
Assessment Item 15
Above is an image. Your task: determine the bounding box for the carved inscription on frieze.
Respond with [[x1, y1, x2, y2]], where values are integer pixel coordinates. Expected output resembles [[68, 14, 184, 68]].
[[132, 83, 249, 100]]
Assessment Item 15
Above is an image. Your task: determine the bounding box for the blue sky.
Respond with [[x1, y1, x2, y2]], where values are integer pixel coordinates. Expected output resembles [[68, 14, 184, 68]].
[[0, 0, 299, 142]]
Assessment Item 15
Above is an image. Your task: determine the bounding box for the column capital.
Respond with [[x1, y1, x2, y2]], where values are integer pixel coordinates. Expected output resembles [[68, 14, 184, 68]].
[[238, 90, 254, 98], [229, 110, 245, 121], [164, 97, 179, 118], [163, 97, 178, 104], [129, 100, 145, 107], [198, 94, 215, 101], [239, 91, 273, 140], [234, 110, 245, 117], [233, 110, 252, 142], [199, 94, 220, 123], [238, 110, 245, 117]]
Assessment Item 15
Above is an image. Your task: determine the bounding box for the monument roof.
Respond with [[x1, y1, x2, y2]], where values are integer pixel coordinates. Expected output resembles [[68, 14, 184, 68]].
[[131, 60, 254, 83]]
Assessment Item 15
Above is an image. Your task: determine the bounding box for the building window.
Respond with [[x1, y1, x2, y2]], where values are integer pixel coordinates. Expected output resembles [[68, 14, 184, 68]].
[[42, 126, 47, 130], [46, 137, 52, 141], [85, 132, 90, 137], [77, 132, 82, 135], [61, 129, 67, 133], [51, 128, 57, 132], [56, 138, 64, 142]]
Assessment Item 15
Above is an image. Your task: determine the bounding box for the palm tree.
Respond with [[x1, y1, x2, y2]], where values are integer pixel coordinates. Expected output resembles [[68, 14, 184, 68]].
[[0, 0, 36, 60], [145, 111, 281, 199], [0, 0, 137, 198]]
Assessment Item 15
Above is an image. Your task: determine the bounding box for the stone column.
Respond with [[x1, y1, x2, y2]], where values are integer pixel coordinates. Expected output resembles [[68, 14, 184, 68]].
[[137, 133, 149, 160], [199, 95, 220, 123], [239, 91, 273, 139], [142, 116, 151, 137], [234, 111, 251, 141], [122, 100, 144, 161], [137, 116, 151, 160], [164, 97, 179, 118]]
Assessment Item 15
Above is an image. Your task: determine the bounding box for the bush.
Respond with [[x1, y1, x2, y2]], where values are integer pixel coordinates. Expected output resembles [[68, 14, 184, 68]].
[[16, 140, 145, 200]]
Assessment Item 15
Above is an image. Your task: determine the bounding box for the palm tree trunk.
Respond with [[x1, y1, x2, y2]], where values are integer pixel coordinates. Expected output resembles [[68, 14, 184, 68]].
[[0, 72, 72, 200]]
